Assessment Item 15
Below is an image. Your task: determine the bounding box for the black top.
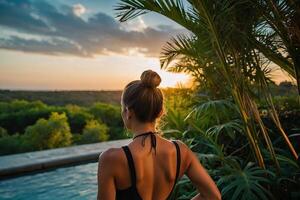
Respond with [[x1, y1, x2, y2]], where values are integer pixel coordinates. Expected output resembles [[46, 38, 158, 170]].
[[116, 140, 181, 200]]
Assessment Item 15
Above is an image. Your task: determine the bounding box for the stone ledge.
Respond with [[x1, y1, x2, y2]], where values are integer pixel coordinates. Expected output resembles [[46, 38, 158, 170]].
[[0, 139, 131, 179]]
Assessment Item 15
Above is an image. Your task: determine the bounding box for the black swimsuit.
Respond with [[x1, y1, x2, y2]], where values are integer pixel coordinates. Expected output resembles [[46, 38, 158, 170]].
[[116, 139, 181, 200]]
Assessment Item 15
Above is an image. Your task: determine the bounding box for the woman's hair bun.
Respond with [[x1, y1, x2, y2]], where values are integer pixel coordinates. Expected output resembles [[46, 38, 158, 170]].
[[140, 70, 161, 88]]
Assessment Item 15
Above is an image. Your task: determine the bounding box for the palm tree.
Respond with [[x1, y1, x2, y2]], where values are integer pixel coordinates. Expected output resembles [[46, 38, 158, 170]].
[[249, 0, 300, 94], [115, 0, 298, 170]]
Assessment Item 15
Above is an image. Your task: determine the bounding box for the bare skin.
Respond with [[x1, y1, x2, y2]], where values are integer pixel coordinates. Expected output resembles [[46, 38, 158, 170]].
[[97, 105, 221, 200]]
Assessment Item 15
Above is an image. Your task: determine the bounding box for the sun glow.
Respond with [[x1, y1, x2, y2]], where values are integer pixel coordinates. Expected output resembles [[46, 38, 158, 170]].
[[157, 70, 190, 88], [0, 50, 191, 90]]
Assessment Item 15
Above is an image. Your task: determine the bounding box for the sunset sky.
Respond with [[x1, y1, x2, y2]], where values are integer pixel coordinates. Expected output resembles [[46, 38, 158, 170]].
[[0, 0, 291, 90]]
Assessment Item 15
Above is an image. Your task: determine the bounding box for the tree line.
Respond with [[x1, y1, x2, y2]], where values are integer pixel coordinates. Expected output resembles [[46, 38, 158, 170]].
[[0, 100, 126, 155]]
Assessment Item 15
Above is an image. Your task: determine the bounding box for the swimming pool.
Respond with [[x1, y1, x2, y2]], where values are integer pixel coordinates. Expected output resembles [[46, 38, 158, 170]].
[[0, 162, 98, 200]]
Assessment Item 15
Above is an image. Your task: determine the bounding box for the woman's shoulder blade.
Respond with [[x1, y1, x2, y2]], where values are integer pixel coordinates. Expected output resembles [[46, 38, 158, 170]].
[[99, 147, 125, 164]]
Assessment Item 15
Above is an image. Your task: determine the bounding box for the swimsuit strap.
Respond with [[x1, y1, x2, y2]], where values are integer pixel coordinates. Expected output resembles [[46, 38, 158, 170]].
[[173, 141, 181, 182], [122, 146, 137, 186], [166, 141, 181, 199]]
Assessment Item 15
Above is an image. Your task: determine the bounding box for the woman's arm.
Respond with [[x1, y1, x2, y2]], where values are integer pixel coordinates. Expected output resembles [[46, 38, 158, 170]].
[[97, 149, 117, 200], [181, 142, 221, 200]]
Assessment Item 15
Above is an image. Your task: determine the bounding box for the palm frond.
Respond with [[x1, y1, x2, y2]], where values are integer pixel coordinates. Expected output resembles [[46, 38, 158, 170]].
[[160, 34, 195, 69], [160, 34, 216, 68], [115, 0, 197, 32], [187, 99, 239, 123], [217, 162, 275, 200], [206, 119, 244, 140], [115, 0, 298, 169]]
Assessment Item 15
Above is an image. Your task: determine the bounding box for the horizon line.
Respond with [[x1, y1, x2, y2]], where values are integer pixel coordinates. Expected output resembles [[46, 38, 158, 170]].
[[0, 87, 185, 92]]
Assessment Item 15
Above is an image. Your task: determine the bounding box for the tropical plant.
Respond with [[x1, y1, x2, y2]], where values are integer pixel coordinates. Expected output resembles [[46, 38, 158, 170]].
[[160, 88, 193, 138], [168, 98, 299, 199], [217, 162, 275, 200], [115, 0, 298, 171], [249, 0, 300, 93], [116, 0, 299, 199]]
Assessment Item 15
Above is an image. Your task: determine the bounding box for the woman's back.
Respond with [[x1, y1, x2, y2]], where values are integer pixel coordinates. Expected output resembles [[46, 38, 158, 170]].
[[113, 135, 183, 200], [97, 70, 221, 200]]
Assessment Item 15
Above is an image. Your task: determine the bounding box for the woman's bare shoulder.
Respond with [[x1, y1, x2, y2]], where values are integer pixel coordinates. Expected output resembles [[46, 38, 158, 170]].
[[171, 139, 194, 172], [158, 136, 190, 153], [98, 147, 125, 166], [171, 139, 190, 153]]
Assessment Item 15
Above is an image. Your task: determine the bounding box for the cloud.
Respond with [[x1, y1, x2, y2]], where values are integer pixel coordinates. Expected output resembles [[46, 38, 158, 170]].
[[72, 4, 86, 17], [121, 16, 148, 32], [0, 36, 87, 56], [0, 0, 185, 57]]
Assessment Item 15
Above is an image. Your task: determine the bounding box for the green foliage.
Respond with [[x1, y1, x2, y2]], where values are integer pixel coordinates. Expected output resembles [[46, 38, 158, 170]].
[[161, 88, 193, 139], [261, 96, 300, 112], [163, 98, 299, 199], [187, 99, 240, 130], [0, 134, 23, 155], [185, 99, 245, 149], [22, 112, 72, 150], [217, 163, 275, 200], [0, 99, 127, 155], [0, 100, 60, 134], [75, 120, 109, 144], [89, 103, 125, 139], [173, 176, 197, 200], [89, 103, 121, 126], [0, 126, 8, 137], [115, 1, 300, 199], [205, 119, 243, 141], [266, 81, 298, 97], [65, 105, 94, 134], [116, 0, 299, 169], [116, 1, 300, 198], [162, 107, 188, 139]]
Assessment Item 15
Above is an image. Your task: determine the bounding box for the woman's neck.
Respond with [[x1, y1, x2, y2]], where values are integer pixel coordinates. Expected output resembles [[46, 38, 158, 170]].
[[131, 122, 156, 138]]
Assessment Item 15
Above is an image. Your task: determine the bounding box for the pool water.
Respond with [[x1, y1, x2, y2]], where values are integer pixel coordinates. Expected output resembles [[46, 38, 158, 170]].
[[0, 162, 98, 200]]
